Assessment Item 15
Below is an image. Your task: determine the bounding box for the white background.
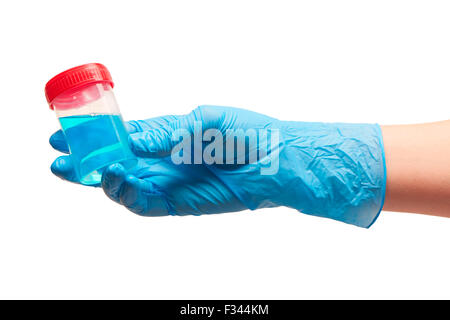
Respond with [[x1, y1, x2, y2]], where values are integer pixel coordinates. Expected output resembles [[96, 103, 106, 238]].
[[0, 0, 449, 299]]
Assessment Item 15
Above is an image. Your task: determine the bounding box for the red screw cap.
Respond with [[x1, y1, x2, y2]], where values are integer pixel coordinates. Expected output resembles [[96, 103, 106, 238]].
[[45, 63, 114, 107]]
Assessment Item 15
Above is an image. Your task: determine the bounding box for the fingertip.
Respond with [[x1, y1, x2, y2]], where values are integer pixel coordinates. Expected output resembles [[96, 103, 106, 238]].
[[118, 174, 144, 212], [50, 156, 64, 176], [101, 163, 126, 202], [105, 162, 126, 176], [129, 131, 174, 158], [51, 156, 78, 182], [49, 130, 69, 153], [102, 163, 126, 185]]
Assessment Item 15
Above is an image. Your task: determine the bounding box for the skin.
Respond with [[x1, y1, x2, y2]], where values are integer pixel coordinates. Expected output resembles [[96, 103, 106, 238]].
[[382, 121, 450, 217]]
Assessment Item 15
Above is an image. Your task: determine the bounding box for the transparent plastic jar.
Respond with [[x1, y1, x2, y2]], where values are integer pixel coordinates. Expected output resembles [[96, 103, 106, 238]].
[[45, 63, 137, 185]]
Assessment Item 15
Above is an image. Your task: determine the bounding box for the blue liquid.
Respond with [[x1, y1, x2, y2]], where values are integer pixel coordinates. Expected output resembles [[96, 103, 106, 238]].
[[59, 114, 137, 185]]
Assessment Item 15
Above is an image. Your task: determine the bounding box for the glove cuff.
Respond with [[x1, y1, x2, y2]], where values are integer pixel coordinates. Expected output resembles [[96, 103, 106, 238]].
[[282, 122, 387, 228]]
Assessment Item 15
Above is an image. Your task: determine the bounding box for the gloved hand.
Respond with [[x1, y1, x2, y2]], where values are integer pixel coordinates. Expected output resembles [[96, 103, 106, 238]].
[[50, 105, 386, 227]]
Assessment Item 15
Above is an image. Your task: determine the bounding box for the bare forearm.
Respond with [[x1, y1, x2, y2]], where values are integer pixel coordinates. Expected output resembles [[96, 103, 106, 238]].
[[381, 121, 450, 217]]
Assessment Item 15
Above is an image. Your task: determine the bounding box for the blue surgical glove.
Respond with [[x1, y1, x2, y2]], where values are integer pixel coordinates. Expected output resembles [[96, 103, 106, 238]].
[[50, 105, 386, 227]]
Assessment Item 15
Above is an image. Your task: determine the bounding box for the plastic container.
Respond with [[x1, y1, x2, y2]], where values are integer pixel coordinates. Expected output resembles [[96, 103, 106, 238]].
[[45, 63, 137, 185]]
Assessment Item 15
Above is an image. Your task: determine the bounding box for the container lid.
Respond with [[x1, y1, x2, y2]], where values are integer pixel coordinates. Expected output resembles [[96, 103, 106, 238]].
[[45, 63, 114, 107]]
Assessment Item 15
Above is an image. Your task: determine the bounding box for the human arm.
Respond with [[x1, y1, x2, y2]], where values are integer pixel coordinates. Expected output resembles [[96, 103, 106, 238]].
[[382, 121, 450, 217], [49, 106, 450, 227]]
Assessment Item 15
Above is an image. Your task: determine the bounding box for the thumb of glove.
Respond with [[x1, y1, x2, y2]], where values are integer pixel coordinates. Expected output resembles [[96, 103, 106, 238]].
[[128, 113, 198, 157]]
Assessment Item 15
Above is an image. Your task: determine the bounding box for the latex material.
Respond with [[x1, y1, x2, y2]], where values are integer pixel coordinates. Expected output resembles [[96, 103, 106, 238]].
[[50, 106, 386, 228]]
